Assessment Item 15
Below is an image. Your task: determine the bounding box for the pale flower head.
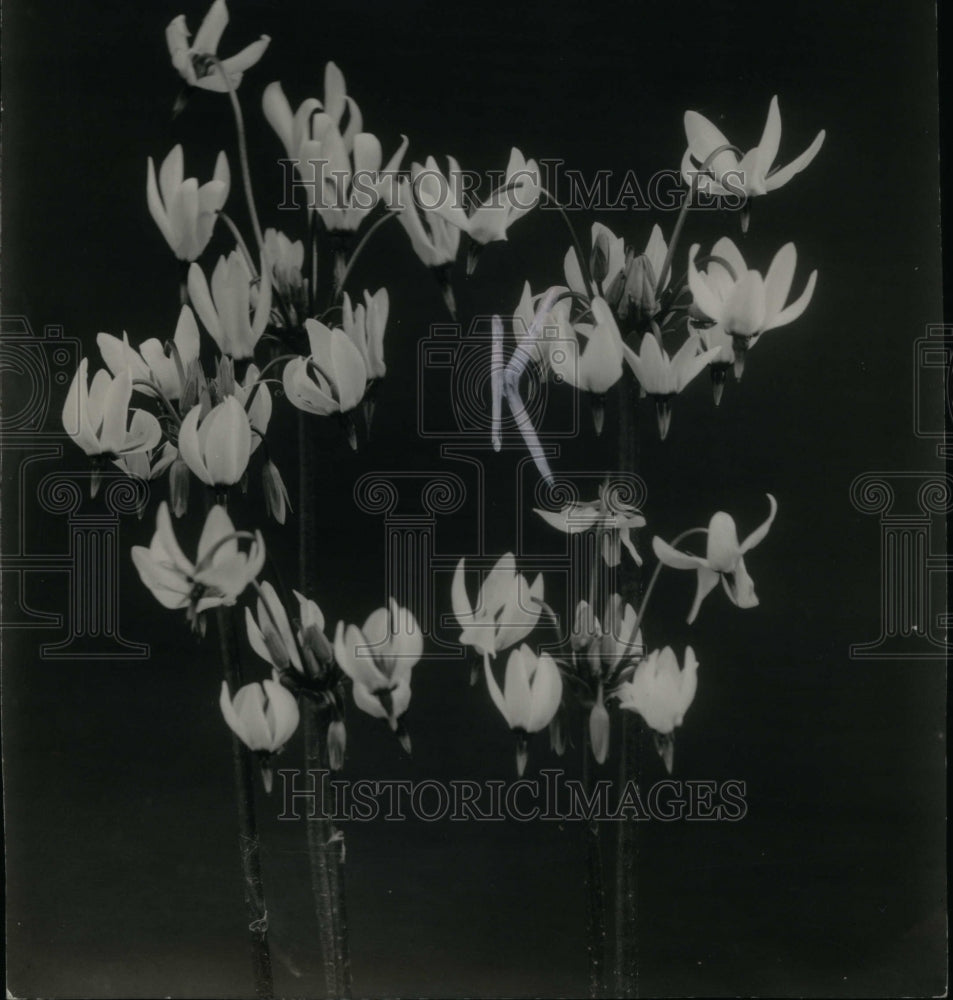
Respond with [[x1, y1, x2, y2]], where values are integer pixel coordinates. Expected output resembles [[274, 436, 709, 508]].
[[245, 580, 303, 675], [166, 0, 270, 92], [177, 395, 252, 488], [188, 251, 272, 360], [452, 553, 544, 658], [653, 494, 778, 623], [219, 679, 299, 789], [617, 646, 699, 736], [282, 319, 369, 419], [682, 95, 825, 205], [147, 145, 229, 261], [131, 501, 265, 631], [549, 297, 625, 401], [396, 162, 462, 268], [342, 288, 388, 381], [563, 222, 626, 297]]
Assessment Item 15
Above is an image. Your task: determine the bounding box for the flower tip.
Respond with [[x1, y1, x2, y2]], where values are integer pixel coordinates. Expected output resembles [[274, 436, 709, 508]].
[[712, 380, 725, 407], [260, 759, 274, 794], [591, 396, 606, 437]]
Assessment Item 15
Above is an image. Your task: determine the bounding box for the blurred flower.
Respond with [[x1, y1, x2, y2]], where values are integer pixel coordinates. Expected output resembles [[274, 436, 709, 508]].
[[294, 590, 335, 680], [261, 458, 291, 524], [564, 222, 625, 297], [653, 494, 778, 623], [98, 306, 201, 401], [452, 553, 544, 658], [334, 600, 422, 744], [282, 319, 368, 421], [342, 288, 388, 381], [589, 691, 610, 764], [168, 454, 191, 516], [131, 501, 265, 631], [188, 251, 272, 360], [484, 644, 563, 775], [147, 146, 229, 261], [617, 646, 698, 746], [513, 281, 572, 379], [688, 242, 816, 377], [682, 95, 825, 207], [177, 396, 252, 488], [166, 0, 270, 93], [263, 228, 307, 327], [114, 441, 178, 483], [574, 595, 644, 683], [534, 483, 645, 567], [232, 364, 272, 450], [327, 719, 347, 770], [219, 679, 299, 790], [623, 332, 721, 439], [417, 148, 539, 248], [62, 361, 162, 475]]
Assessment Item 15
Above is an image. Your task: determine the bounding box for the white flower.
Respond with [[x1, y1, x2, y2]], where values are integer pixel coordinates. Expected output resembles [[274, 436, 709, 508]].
[[682, 95, 825, 201], [342, 289, 388, 381], [564, 222, 626, 297], [62, 360, 162, 459], [147, 146, 229, 262], [282, 319, 368, 417], [233, 364, 272, 451], [484, 644, 563, 774], [417, 148, 539, 245], [219, 679, 299, 754], [246, 580, 302, 674], [262, 63, 363, 162], [166, 0, 270, 92], [396, 161, 462, 268], [452, 553, 543, 658], [687, 242, 816, 375], [131, 501, 265, 630], [513, 282, 572, 379], [653, 494, 778, 623], [617, 646, 699, 735], [177, 396, 252, 487], [334, 600, 422, 730], [114, 441, 178, 482], [623, 332, 722, 439], [188, 251, 272, 360], [97, 306, 201, 401], [534, 484, 645, 566], [263, 228, 307, 327]]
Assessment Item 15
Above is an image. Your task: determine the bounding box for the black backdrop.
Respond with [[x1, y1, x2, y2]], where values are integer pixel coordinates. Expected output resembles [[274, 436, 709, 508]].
[[1, 0, 947, 996]]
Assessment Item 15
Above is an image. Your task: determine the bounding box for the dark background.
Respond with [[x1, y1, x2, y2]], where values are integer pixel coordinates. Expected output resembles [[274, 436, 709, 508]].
[[1, 0, 947, 996]]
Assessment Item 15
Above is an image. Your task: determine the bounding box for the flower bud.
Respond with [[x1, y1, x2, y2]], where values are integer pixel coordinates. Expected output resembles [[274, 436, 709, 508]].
[[169, 455, 190, 517], [327, 719, 347, 771], [612, 252, 659, 325], [262, 458, 291, 524], [590, 229, 611, 286]]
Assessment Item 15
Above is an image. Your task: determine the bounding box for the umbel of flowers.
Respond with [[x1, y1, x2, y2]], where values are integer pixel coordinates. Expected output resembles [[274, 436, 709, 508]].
[[60, 1, 823, 996]]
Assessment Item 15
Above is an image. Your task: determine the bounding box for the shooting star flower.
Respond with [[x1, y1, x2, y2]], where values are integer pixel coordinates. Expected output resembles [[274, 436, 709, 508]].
[[219, 679, 299, 790]]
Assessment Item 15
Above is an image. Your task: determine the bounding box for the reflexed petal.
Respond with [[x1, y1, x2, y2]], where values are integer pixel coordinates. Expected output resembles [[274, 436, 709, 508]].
[[526, 651, 562, 733], [502, 645, 533, 729], [765, 270, 816, 331], [739, 493, 778, 553], [687, 567, 721, 625], [764, 130, 826, 192]]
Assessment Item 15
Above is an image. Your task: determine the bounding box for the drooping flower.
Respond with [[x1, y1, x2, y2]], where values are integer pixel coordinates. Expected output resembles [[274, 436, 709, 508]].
[[147, 146, 229, 261], [166, 0, 270, 93], [177, 395, 252, 488], [682, 95, 825, 210], [282, 319, 368, 423], [97, 306, 201, 401], [452, 553, 544, 659], [548, 297, 624, 433], [534, 482, 646, 566], [114, 441, 179, 484], [334, 600, 422, 747], [617, 646, 699, 755], [416, 148, 540, 248], [653, 494, 778, 624], [484, 644, 563, 775], [623, 332, 721, 439], [232, 364, 272, 451], [219, 679, 299, 790], [687, 242, 817, 377], [62, 361, 163, 471], [342, 288, 388, 381], [187, 251, 272, 360], [512, 282, 572, 379], [131, 500, 265, 631]]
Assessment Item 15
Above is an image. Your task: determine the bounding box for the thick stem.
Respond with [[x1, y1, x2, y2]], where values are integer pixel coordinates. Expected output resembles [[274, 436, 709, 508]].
[[215, 605, 275, 1000], [613, 370, 641, 997], [298, 412, 352, 997], [582, 721, 608, 998]]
